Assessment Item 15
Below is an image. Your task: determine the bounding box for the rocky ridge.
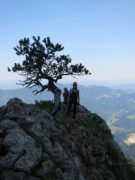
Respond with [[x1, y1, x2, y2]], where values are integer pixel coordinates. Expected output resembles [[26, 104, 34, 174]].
[[0, 98, 134, 180]]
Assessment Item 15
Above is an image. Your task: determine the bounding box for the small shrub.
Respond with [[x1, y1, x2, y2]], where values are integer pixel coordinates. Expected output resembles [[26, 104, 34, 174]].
[[35, 100, 53, 110]]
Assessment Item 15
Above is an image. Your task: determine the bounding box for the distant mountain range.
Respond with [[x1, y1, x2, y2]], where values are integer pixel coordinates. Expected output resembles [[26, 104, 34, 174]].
[[0, 84, 135, 160], [111, 84, 135, 93]]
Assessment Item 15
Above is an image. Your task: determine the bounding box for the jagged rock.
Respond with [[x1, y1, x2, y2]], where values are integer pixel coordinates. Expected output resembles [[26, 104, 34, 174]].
[[0, 141, 8, 156], [16, 116, 34, 128], [0, 170, 26, 180], [36, 159, 54, 177], [0, 170, 40, 180], [0, 119, 19, 130], [0, 98, 134, 180], [0, 152, 19, 170], [3, 127, 42, 172], [48, 141, 68, 163]]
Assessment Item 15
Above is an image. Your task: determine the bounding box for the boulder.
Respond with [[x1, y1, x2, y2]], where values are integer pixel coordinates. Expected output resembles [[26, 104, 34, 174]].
[[0, 98, 134, 180]]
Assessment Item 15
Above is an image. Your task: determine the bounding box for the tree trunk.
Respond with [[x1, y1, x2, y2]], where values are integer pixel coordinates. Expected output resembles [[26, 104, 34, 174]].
[[49, 81, 61, 115], [52, 86, 61, 115]]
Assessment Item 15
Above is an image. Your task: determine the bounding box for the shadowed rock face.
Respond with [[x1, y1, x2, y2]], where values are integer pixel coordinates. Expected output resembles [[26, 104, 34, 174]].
[[0, 98, 134, 180]]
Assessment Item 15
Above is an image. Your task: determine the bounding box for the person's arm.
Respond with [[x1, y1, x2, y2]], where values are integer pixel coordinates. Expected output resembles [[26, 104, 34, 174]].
[[77, 90, 80, 104]]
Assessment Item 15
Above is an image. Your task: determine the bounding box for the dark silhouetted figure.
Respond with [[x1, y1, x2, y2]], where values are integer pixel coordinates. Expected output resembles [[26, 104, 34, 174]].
[[68, 82, 80, 119], [63, 87, 69, 105]]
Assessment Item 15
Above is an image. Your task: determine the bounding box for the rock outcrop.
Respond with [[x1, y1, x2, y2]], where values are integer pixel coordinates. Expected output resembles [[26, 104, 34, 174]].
[[0, 98, 134, 180]]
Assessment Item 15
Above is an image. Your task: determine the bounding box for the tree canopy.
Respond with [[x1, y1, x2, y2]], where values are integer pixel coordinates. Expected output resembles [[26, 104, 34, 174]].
[[8, 36, 91, 94]]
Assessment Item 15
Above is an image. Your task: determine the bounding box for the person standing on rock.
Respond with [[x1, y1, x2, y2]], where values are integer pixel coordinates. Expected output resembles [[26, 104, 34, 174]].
[[63, 87, 69, 105], [68, 82, 80, 119]]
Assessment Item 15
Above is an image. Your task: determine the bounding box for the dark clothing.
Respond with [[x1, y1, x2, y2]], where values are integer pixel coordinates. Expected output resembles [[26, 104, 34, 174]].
[[63, 90, 69, 105], [69, 90, 78, 102], [68, 88, 80, 119], [68, 101, 77, 119]]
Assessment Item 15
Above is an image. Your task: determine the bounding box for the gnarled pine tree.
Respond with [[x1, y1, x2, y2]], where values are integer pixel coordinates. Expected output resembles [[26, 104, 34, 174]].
[[8, 36, 91, 115]]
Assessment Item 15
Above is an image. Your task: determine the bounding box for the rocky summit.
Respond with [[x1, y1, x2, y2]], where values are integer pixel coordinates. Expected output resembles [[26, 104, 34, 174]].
[[0, 98, 135, 180]]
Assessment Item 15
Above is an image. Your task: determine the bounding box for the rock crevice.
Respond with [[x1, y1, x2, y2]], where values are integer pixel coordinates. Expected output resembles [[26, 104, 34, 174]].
[[0, 98, 134, 180]]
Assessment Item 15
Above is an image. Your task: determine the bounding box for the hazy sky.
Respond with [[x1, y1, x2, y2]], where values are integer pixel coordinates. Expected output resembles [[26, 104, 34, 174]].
[[0, 0, 135, 88]]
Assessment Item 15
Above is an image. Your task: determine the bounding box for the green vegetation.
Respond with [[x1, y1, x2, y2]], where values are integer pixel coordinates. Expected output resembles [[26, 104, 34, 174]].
[[35, 100, 53, 110]]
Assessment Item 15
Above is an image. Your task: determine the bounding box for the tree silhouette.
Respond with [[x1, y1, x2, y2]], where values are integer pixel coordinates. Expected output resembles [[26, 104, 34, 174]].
[[8, 36, 91, 115]]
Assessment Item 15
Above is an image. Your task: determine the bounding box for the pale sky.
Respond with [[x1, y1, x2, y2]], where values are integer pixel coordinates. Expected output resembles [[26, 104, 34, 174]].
[[0, 0, 135, 88]]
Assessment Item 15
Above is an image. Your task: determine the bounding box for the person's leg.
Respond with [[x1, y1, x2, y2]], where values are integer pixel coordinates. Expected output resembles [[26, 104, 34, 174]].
[[68, 101, 72, 115], [73, 102, 77, 119]]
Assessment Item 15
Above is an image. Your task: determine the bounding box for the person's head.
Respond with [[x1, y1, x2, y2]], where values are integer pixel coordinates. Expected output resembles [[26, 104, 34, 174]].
[[73, 82, 77, 88]]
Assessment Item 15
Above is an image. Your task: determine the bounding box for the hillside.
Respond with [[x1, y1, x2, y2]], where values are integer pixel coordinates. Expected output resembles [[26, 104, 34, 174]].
[[80, 86, 135, 161], [0, 85, 135, 160], [0, 98, 135, 180]]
